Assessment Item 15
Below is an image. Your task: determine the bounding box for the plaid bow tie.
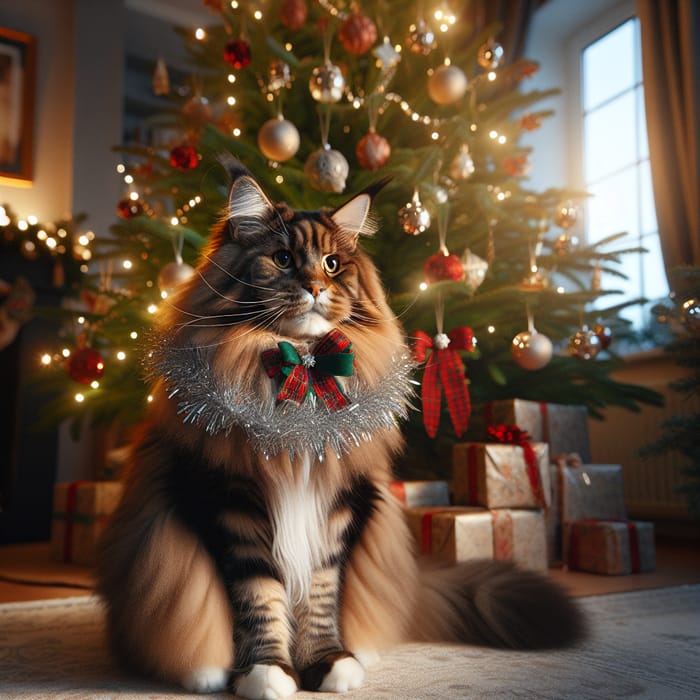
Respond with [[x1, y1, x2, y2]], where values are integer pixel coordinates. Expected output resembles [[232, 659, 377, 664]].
[[261, 329, 354, 411]]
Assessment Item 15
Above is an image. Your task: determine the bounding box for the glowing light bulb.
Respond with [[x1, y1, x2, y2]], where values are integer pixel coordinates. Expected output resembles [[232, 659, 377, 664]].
[[147, 304, 158, 314], [419, 282, 428, 291], [90, 381, 100, 389], [62, 348, 71, 358], [41, 353, 52, 365], [75, 393, 85, 403], [122, 259, 133, 270], [195, 27, 206, 41], [116, 351, 126, 361], [487, 325, 496, 333]]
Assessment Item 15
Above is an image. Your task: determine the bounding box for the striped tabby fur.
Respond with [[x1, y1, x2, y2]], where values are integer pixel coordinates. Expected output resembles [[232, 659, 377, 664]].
[[97, 161, 584, 699]]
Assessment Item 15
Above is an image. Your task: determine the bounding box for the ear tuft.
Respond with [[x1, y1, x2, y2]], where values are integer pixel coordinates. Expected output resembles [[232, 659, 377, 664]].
[[331, 193, 374, 239], [226, 173, 274, 238]]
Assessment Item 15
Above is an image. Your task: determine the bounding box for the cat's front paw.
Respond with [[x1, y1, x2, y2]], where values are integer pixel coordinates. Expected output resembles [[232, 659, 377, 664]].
[[300, 652, 365, 693], [233, 663, 298, 700]]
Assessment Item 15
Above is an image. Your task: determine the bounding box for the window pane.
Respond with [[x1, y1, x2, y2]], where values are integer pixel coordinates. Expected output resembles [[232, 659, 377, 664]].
[[639, 160, 657, 235], [584, 91, 638, 182], [637, 86, 649, 159], [583, 19, 636, 111], [586, 168, 639, 243], [640, 233, 669, 301]]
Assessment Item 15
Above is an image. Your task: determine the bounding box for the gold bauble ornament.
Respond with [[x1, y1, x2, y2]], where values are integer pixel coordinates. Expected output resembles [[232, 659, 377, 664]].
[[427, 64, 467, 105], [257, 117, 300, 162]]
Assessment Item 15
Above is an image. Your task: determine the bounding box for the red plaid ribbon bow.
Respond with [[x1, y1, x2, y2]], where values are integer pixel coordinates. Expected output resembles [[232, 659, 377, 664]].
[[261, 329, 354, 411], [487, 424, 545, 506], [413, 327, 475, 438]]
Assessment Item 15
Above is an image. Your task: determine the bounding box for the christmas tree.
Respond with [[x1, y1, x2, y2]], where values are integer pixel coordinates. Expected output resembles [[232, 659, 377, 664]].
[[25, 0, 661, 471]]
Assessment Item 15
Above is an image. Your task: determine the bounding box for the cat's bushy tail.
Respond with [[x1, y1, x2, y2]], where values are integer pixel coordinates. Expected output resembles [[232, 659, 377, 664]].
[[411, 559, 585, 649]]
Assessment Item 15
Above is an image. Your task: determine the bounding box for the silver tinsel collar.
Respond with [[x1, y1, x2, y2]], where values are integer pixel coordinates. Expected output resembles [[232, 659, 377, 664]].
[[144, 333, 416, 460]]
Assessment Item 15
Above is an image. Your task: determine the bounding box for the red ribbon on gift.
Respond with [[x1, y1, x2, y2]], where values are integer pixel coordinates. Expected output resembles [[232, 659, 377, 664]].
[[569, 519, 641, 573], [261, 329, 354, 411], [413, 327, 475, 438], [420, 509, 456, 554], [487, 424, 545, 507]]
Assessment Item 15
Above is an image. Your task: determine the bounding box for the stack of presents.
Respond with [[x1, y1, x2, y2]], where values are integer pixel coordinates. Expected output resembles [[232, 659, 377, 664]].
[[49, 399, 655, 574], [393, 399, 656, 575]]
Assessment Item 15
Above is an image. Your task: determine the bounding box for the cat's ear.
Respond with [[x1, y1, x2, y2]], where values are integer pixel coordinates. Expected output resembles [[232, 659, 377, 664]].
[[331, 176, 390, 246], [226, 173, 275, 238]]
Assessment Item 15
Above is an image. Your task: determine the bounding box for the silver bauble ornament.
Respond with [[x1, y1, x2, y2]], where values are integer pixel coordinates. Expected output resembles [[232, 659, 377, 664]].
[[309, 62, 345, 103], [304, 147, 349, 193], [567, 327, 602, 360], [681, 297, 700, 333], [398, 194, 431, 235], [406, 20, 436, 55], [427, 64, 468, 105], [477, 39, 504, 70], [449, 144, 475, 180], [158, 261, 196, 295], [461, 248, 488, 292], [257, 117, 300, 162], [267, 60, 292, 92], [554, 200, 578, 229], [511, 330, 553, 370]]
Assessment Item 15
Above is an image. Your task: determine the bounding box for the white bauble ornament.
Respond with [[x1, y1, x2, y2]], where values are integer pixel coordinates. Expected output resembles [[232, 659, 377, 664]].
[[449, 144, 475, 180], [304, 147, 349, 193], [461, 248, 488, 292], [158, 261, 196, 295], [257, 117, 300, 162], [427, 64, 467, 105], [309, 63, 345, 103], [511, 330, 553, 370]]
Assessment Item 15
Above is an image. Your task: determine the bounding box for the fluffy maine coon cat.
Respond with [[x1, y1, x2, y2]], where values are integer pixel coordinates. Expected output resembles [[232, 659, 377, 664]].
[[97, 160, 583, 699]]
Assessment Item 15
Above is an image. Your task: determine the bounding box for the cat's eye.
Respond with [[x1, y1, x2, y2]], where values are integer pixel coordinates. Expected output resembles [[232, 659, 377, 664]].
[[272, 250, 293, 269], [322, 254, 341, 276]]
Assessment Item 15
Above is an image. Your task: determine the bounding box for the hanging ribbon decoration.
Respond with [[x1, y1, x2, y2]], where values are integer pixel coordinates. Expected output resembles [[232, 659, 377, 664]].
[[413, 326, 475, 438], [487, 424, 545, 506], [261, 329, 354, 411]]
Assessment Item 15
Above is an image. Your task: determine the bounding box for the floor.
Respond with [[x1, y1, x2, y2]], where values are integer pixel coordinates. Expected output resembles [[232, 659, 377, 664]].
[[1, 537, 699, 603]]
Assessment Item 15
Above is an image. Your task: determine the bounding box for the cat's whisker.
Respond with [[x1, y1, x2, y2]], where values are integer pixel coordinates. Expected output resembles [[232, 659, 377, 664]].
[[179, 304, 286, 330], [199, 253, 278, 292]]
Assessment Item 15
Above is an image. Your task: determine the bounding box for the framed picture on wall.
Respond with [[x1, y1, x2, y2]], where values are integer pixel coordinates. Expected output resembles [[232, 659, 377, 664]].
[[0, 27, 36, 185]]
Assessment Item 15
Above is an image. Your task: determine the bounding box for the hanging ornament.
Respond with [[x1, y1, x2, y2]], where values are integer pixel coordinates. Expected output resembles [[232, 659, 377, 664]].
[[680, 297, 700, 333], [412, 327, 475, 438], [406, 19, 436, 55], [304, 147, 349, 193], [399, 191, 431, 235], [169, 143, 199, 170], [374, 37, 401, 71], [503, 154, 530, 177], [553, 232, 580, 256], [511, 330, 553, 371], [593, 323, 613, 349], [280, 0, 308, 32], [427, 64, 468, 105], [568, 326, 602, 360], [267, 60, 292, 93], [461, 248, 488, 293], [519, 113, 542, 131], [258, 117, 300, 162], [521, 268, 549, 290], [182, 94, 212, 130], [116, 197, 143, 219], [338, 11, 377, 55], [449, 144, 475, 180], [223, 38, 252, 70], [158, 261, 196, 295], [152, 56, 169, 95], [67, 346, 105, 384], [355, 129, 391, 171], [554, 200, 578, 229], [309, 62, 345, 103], [477, 39, 504, 70], [423, 252, 464, 284]]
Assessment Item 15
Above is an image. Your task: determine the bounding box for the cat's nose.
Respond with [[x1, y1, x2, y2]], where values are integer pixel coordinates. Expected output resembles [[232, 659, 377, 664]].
[[304, 282, 325, 298]]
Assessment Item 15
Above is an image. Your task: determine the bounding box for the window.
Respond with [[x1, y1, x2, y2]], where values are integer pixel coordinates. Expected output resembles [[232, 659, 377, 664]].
[[580, 17, 668, 333]]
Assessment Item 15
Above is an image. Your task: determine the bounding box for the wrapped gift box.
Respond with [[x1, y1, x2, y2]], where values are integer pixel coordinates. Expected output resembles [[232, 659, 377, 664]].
[[452, 442, 551, 509], [484, 399, 590, 462], [568, 519, 656, 575], [50, 481, 123, 566], [389, 480, 450, 507], [405, 506, 548, 571]]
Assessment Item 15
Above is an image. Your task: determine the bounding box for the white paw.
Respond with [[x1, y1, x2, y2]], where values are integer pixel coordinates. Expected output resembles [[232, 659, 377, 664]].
[[318, 656, 365, 693], [234, 664, 298, 700], [183, 666, 229, 693]]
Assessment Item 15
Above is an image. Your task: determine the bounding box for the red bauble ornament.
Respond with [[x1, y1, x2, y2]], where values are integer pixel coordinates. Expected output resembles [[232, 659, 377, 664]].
[[280, 0, 308, 31], [67, 347, 105, 384], [223, 38, 252, 69], [169, 143, 199, 170], [593, 323, 613, 349], [423, 252, 465, 284], [338, 13, 377, 55], [116, 197, 143, 219], [355, 130, 391, 170]]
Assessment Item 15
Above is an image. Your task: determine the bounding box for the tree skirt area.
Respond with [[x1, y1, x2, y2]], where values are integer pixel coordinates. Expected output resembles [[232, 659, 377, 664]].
[[1, 586, 699, 700]]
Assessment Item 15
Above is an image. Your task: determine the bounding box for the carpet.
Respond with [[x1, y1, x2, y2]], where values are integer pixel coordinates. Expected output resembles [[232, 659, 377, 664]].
[[1, 586, 699, 699]]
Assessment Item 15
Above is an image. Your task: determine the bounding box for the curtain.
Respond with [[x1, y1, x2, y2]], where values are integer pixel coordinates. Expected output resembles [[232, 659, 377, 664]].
[[637, 0, 700, 288]]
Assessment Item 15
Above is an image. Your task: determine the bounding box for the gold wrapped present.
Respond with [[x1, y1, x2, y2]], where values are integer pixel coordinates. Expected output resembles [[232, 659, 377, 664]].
[[452, 441, 550, 509], [568, 519, 656, 575], [389, 480, 450, 507], [50, 481, 123, 566], [484, 399, 590, 462]]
